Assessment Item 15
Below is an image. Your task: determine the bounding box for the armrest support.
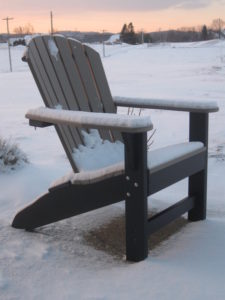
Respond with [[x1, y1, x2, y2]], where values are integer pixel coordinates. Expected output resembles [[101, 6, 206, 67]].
[[25, 107, 153, 133], [113, 96, 219, 113], [189, 112, 208, 147], [29, 119, 53, 128]]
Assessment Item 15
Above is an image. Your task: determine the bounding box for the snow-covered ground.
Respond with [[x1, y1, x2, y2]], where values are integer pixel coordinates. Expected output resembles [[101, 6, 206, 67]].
[[0, 40, 225, 299]]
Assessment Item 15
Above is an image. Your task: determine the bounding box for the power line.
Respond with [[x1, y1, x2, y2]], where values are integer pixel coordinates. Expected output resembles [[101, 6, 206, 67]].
[[2, 17, 14, 72]]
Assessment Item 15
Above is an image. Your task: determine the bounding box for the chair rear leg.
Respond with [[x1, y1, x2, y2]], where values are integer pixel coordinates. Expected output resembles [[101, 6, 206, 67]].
[[189, 112, 208, 221], [188, 168, 207, 221]]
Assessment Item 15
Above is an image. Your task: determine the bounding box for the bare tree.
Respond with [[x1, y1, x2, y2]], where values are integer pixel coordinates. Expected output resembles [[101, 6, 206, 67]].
[[14, 26, 23, 34], [14, 23, 34, 35], [211, 18, 225, 39]]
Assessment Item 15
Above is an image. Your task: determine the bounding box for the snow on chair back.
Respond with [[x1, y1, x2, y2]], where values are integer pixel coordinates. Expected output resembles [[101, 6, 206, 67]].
[[26, 35, 122, 172]]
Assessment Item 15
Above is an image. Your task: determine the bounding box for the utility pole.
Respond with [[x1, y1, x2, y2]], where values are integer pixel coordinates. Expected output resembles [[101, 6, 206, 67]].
[[219, 18, 221, 39], [158, 28, 161, 43], [141, 29, 144, 44], [50, 11, 54, 35], [102, 29, 106, 57], [2, 17, 13, 72]]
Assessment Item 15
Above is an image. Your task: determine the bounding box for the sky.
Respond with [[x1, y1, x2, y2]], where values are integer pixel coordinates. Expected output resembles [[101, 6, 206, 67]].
[[0, 0, 225, 33]]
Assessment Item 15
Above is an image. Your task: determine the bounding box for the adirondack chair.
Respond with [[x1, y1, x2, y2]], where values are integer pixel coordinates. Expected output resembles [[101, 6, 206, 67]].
[[12, 35, 218, 262]]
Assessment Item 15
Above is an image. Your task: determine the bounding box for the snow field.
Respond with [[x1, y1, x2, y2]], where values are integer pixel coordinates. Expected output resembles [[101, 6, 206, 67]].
[[0, 40, 225, 299]]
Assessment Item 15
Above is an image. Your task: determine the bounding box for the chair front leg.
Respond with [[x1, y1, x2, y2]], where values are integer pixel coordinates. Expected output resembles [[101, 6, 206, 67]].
[[123, 132, 148, 262]]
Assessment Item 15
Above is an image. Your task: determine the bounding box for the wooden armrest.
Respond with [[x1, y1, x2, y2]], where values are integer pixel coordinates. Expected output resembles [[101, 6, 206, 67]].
[[25, 107, 153, 133], [113, 96, 219, 113]]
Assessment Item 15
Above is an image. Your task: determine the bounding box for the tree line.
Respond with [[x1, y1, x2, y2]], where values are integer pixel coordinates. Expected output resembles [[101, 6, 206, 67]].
[[120, 19, 225, 44], [2, 18, 224, 45]]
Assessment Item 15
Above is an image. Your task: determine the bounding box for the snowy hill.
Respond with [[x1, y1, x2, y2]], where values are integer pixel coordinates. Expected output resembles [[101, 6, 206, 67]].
[[106, 34, 120, 44], [0, 40, 225, 299]]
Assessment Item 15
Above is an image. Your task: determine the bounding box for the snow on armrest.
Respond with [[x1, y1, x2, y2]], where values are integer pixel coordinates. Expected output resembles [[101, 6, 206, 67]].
[[25, 107, 153, 133], [21, 48, 28, 62], [113, 96, 219, 113]]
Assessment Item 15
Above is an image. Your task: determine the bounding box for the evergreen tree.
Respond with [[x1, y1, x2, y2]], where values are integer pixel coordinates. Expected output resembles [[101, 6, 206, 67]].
[[201, 25, 208, 40], [127, 22, 137, 44], [120, 23, 127, 43], [127, 22, 134, 34], [120, 23, 128, 41], [120, 22, 137, 44], [144, 33, 152, 43]]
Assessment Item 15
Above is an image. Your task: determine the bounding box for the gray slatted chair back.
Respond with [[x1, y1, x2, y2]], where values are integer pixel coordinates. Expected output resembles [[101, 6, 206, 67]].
[[26, 35, 123, 172]]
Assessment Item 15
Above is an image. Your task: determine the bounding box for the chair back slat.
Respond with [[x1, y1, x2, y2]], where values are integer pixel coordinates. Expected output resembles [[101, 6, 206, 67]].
[[84, 45, 122, 142], [53, 36, 90, 112]]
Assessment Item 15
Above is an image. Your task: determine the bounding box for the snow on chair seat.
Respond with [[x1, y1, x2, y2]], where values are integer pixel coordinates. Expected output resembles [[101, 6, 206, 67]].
[[51, 141, 204, 187]]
